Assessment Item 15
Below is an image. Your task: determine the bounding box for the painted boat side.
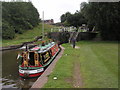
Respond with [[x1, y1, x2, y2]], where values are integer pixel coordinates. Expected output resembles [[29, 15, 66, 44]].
[[19, 43, 60, 78]]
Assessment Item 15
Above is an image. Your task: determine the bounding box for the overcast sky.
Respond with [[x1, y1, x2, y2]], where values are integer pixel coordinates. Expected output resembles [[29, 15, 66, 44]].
[[31, 0, 88, 23]]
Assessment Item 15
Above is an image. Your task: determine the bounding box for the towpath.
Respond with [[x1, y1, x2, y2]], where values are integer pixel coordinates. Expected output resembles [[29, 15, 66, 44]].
[[30, 45, 65, 89], [70, 45, 80, 49]]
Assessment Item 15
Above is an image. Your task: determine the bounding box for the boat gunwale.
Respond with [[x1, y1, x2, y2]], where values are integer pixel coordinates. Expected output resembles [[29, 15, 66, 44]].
[[19, 43, 60, 70]]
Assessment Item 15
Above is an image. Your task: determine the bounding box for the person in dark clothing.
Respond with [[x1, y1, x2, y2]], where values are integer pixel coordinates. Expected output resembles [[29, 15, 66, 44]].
[[72, 38, 76, 48]]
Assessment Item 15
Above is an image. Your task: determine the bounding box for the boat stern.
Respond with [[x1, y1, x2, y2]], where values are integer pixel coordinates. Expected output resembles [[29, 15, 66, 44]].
[[19, 68, 44, 78]]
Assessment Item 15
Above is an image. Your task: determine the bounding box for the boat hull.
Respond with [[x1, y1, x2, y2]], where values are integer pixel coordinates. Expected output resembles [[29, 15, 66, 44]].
[[19, 67, 44, 78], [19, 43, 60, 78], [19, 72, 43, 78]]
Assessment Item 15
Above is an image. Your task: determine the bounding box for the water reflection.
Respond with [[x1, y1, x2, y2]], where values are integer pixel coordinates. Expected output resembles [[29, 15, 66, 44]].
[[2, 49, 37, 89]]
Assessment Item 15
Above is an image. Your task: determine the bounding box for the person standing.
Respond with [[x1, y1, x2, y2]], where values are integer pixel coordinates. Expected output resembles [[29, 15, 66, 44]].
[[72, 38, 76, 48]]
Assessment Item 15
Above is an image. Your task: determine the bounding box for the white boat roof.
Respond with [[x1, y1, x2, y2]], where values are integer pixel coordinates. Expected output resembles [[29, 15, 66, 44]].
[[30, 42, 55, 53]]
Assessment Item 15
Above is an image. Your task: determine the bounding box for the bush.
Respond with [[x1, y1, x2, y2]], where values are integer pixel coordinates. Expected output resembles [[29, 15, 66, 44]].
[[2, 2, 40, 39], [2, 21, 15, 39]]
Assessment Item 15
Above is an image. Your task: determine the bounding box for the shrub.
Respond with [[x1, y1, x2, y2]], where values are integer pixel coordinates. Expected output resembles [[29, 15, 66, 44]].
[[2, 20, 15, 39]]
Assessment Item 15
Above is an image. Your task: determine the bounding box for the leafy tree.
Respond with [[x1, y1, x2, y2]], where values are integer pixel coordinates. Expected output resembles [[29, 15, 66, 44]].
[[2, 20, 15, 39], [60, 11, 87, 28], [60, 12, 71, 23], [81, 2, 120, 40], [2, 1, 40, 39], [67, 12, 87, 28], [60, 2, 119, 40]]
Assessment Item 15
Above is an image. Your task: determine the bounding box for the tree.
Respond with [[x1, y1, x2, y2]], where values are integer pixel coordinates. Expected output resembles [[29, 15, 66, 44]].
[[67, 12, 87, 28], [2, 20, 15, 39], [2, 1, 40, 39], [60, 12, 71, 23], [80, 2, 120, 40], [60, 11, 87, 28]]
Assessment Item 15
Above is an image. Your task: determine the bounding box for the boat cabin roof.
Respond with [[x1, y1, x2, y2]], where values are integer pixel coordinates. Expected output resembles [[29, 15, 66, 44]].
[[30, 42, 55, 53]]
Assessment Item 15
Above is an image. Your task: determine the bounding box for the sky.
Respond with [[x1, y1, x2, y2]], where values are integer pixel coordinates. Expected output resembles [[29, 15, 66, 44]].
[[31, 0, 88, 23]]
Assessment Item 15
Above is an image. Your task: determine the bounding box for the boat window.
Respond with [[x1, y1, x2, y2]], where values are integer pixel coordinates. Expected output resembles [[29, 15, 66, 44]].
[[29, 52, 42, 66], [52, 46, 57, 54], [29, 52, 35, 65], [41, 50, 51, 64], [39, 53, 43, 65]]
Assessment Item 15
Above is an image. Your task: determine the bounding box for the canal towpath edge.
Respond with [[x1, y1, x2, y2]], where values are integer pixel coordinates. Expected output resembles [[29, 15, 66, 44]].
[[30, 45, 65, 89]]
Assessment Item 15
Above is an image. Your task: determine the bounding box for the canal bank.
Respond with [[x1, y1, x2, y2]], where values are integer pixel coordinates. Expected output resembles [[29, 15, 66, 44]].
[[1, 36, 42, 51], [30, 45, 65, 89], [2, 49, 38, 88], [1, 44, 37, 51]]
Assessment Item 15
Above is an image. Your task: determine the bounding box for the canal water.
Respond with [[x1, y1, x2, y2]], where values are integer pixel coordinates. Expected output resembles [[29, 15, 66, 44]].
[[2, 49, 37, 89]]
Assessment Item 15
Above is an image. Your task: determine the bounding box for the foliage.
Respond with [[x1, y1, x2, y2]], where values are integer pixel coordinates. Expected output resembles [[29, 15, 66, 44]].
[[2, 1, 40, 39], [81, 2, 120, 40], [2, 20, 15, 39], [2, 24, 54, 46], [60, 2, 120, 40], [60, 12, 71, 23], [67, 12, 87, 28], [60, 11, 87, 28]]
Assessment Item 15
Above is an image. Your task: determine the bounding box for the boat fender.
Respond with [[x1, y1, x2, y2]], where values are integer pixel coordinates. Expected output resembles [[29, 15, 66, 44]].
[[17, 54, 20, 59], [24, 73, 29, 77]]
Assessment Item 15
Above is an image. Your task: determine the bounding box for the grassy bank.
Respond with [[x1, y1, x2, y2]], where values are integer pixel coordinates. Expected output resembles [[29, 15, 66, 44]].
[[2, 24, 54, 46], [43, 41, 118, 88]]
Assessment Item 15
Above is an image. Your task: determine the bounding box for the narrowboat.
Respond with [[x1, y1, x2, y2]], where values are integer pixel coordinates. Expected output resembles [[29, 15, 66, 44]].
[[17, 41, 60, 78]]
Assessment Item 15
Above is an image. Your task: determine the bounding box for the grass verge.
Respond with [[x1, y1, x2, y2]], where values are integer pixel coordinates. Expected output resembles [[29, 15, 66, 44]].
[[43, 41, 118, 88], [2, 23, 54, 46]]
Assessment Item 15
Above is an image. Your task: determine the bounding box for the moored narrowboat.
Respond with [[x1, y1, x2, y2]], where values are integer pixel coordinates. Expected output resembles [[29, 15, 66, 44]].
[[17, 41, 60, 78]]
